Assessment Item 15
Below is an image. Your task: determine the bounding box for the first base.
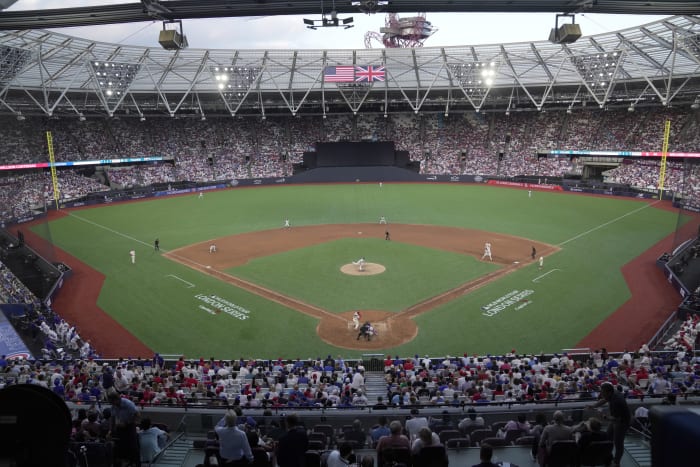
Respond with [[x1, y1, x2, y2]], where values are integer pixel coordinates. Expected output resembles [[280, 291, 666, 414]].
[[358, 231, 363, 234]]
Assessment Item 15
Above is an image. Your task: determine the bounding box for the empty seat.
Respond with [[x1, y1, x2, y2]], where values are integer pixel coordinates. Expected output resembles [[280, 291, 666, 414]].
[[438, 429, 461, 445], [469, 428, 494, 446], [514, 435, 535, 446], [445, 437, 471, 449], [481, 437, 508, 447]]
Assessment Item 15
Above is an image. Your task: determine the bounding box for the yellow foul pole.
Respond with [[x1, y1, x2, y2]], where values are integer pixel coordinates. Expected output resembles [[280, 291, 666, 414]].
[[658, 119, 671, 200], [46, 131, 60, 210]]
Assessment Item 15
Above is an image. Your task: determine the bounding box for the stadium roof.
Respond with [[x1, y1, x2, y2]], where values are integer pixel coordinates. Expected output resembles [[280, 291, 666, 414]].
[[0, 1, 699, 30], [0, 14, 698, 119]]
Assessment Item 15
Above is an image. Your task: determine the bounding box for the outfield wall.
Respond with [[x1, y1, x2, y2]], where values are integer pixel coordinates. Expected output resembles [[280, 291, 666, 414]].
[[290, 166, 424, 183]]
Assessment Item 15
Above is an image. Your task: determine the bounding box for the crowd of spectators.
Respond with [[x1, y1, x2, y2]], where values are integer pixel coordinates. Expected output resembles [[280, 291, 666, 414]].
[[0, 260, 98, 361], [0, 169, 109, 221], [1, 344, 698, 409], [1, 107, 699, 222]]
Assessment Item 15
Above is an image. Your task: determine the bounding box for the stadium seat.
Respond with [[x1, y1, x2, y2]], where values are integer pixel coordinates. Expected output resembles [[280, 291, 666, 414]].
[[445, 437, 470, 450], [313, 425, 335, 447], [480, 437, 508, 447], [438, 429, 461, 444], [578, 440, 613, 466], [503, 428, 525, 445], [378, 447, 411, 467], [514, 435, 535, 446], [545, 440, 578, 467], [412, 445, 448, 467], [469, 428, 494, 446]]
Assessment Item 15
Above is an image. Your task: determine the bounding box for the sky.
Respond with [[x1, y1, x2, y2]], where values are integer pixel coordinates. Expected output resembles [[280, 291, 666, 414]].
[[5, 0, 671, 50]]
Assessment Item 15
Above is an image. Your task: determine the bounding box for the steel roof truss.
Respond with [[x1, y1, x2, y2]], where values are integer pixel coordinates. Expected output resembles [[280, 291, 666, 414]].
[[529, 43, 554, 81], [169, 51, 209, 115]]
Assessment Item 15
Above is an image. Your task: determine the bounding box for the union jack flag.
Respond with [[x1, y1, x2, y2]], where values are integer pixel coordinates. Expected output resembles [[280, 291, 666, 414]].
[[355, 65, 385, 82]]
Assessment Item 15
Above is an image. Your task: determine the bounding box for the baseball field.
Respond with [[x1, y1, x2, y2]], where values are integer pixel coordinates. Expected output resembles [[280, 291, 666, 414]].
[[27, 183, 691, 359]]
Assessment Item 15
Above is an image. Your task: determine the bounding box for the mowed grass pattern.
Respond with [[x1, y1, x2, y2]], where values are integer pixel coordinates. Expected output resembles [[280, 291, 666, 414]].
[[32, 184, 686, 358], [228, 238, 500, 312]]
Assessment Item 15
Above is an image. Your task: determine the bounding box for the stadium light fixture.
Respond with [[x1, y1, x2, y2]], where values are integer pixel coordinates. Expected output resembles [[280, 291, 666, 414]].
[[158, 20, 188, 50], [549, 14, 581, 44], [352, 1, 389, 14]]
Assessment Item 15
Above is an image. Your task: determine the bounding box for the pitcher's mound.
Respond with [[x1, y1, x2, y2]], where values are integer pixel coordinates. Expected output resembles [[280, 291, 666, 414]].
[[340, 262, 386, 276]]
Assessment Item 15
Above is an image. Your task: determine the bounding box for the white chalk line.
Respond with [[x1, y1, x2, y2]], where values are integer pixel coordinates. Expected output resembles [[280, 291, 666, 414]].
[[166, 274, 195, 288], [67, 211, 213, 270], [557, 201, 658, 247], [532, 269, 562, 283]]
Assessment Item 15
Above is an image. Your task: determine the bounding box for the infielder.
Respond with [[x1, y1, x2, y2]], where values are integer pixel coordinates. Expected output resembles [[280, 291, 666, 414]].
[[379, 216, 387, 225], [539, 256, 544, 270], [352, 311, 361, 330], [284, 218, 290, 229], [482, 242, 492, 261], [209, 244, 217, 253]]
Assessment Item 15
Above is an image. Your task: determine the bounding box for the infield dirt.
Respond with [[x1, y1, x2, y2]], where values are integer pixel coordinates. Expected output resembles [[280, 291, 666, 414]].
[[165, 223, 557, 350]]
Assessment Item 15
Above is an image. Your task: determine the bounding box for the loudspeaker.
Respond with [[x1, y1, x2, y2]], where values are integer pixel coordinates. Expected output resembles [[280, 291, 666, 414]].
[[557, 23, 581, 43], [159, 30, 185, 50]]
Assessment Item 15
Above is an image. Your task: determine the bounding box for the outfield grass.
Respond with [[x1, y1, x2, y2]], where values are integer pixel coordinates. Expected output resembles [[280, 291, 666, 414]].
[[32, 184, 685, 358], [228, 238, 500, 312]]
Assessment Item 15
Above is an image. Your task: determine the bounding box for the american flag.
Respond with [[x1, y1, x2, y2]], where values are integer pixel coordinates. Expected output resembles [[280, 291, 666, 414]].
[[355, 65, 385, 82], [324, 66, 355, 83]]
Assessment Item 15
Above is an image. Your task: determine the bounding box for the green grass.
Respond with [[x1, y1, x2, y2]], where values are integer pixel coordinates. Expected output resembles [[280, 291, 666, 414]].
[[31, 184, 686, 357], [228, 238, 500, 312]]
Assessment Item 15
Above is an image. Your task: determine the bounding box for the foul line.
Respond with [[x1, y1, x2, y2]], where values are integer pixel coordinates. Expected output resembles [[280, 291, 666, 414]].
[[68, 212, 153, 249], [166, 274, 195, 288], [532, 269, 561, 283], [558, 201, 658, 247]]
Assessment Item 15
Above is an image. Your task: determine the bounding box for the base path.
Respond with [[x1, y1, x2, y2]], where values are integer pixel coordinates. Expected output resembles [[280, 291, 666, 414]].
[[167, 223, 557, 350]]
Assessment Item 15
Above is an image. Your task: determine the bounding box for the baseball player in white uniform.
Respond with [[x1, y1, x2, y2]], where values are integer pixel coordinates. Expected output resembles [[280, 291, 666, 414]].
[[129, 250, 136, 264], [352, 311, 361, 330], [353, 257, 366, 272], [284, 218, 290, 229], [379, 216, 387, 225], [209, 244, 217, 253], [482, 242, 492, 261]]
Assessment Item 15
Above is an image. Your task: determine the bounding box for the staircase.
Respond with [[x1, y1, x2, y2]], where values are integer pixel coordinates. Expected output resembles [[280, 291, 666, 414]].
[[363, 371, 387, 404], [152, 436, 193, 467], [624, 436, 651, 467]]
